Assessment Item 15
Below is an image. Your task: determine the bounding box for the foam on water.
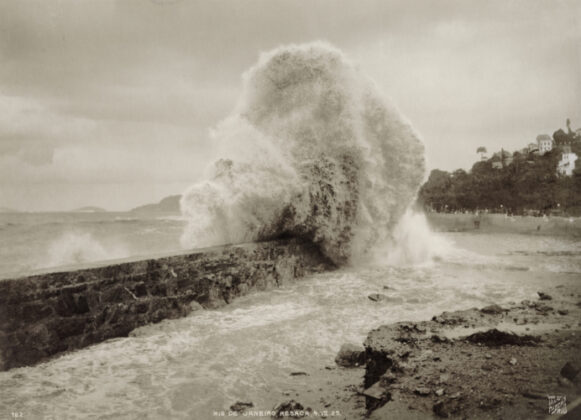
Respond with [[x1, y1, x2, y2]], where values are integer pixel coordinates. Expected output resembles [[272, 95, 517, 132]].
[[370, 210, 454, 266], [1, 232, 579, 419], [180, 43, 425, 264], [42, 231, 129, 268]]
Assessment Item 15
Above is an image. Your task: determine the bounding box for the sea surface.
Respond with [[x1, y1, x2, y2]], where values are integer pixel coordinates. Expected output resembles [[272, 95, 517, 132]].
[[0, 213, 580, 419], [0, 212, 186, 280]]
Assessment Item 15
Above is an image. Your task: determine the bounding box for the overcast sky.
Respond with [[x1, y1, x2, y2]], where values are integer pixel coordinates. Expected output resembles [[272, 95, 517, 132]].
[[1, 0, 579, 211]]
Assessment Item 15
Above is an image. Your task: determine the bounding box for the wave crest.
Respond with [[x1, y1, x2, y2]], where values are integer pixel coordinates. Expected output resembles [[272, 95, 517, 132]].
[[181, 42, 425, 264]]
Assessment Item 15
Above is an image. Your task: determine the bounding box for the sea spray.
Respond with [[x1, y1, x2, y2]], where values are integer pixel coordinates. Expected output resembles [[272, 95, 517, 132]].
[[181, 42, 425, 264], [374, 210, 454, 266], [43, 231, 129, 268]]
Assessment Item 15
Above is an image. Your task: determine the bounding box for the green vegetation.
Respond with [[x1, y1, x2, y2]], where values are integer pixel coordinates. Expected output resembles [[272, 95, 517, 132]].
[[419, 130, 581, 216]]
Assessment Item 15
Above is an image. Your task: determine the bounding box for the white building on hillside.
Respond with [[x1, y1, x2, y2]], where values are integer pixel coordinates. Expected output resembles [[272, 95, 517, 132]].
[[536, 134, 553, 155], [557, 152, 578, 176]]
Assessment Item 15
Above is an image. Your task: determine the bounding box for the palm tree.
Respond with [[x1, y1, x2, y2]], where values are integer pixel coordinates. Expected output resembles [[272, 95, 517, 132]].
[[476, 146, 487, 160]]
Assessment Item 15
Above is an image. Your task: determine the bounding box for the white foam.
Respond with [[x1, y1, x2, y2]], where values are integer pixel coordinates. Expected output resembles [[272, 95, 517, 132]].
[[180, 42, 425, 264], [42, 232, 129, 268]]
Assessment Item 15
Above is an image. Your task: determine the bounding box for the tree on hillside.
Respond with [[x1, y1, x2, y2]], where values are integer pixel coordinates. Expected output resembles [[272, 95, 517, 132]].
[[476, 146, 487, 160], [553, 128, 574, 145], [418, 169, 453, 211]]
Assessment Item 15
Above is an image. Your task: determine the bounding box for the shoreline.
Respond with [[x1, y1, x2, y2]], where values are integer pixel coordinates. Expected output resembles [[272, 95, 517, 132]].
[[302, 282, 581, 419], [425, 212, 581, 238]]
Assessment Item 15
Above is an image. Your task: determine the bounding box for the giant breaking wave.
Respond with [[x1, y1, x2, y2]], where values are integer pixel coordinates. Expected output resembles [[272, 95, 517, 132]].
[[180, 43, 425, 264]]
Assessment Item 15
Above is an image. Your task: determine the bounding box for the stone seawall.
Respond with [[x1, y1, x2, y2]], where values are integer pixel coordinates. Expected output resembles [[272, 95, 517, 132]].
[[426, 212, 581, 237], [0, 239, 334, 371]]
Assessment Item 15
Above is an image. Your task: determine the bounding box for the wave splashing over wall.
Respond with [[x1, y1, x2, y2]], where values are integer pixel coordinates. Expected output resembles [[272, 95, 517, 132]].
[[181, 43, 425, 264]]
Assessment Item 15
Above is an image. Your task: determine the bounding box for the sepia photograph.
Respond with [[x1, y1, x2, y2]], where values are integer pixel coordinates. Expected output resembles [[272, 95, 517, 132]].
[[0, 1, 580, 419]]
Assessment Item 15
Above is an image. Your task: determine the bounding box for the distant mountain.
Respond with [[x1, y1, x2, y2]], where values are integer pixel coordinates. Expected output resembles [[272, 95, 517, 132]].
[[130, 195, 181, 214], [72, 206, 107, 213], [0, 207, 20, 213]]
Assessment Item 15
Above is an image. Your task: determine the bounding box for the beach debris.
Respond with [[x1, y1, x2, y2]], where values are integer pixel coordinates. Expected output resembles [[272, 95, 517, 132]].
[[368, 293, 388, 302], [537, 291, 552, 301], [509, 357, 517, 365], [463, 329, 540, 347], [558, 309, 569, 315], [335, 343, 366, 368], [560, 361, 580, 381], [480, 304, 504, 315], [435, 388, 445, 396], [230, 401, 253, 413], [272, 400, 311, 418], [290, 371, 308, 376]]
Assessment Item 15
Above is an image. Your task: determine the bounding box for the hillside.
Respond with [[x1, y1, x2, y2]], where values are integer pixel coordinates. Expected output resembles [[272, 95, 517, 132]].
[[419, 129, 581, 216], [130, 195, 181, 214], [72, 206, 107, 213]]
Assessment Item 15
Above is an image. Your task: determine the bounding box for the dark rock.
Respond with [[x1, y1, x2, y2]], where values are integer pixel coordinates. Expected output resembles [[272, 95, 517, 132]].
[[335, 343, 366, 368], [558, 309, 569, 315], [530, 301, 553, 315], [480, 304, 504, 315], [133, 282, 148, 297], [363, 381, 391, 411], [380, 372, 398, 386], [230, 401, 253, 413], [290, 371, 308, 376], [431, 334, 450, 344], [414, 387, 431, 396], [560, 361, 580, 381], [464, 329, 540, 347], [368, 293, 388, 302], [537, 291, 552, 301], [364, 350, 394, 388], [271, 400, 311, 418], [433, 399, 462, 418]]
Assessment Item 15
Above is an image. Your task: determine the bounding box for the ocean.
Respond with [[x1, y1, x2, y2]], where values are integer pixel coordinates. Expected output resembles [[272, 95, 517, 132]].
[[0, 212, 186, 280], [2, 42, 580, 420], [0, 212, 580, 419]]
